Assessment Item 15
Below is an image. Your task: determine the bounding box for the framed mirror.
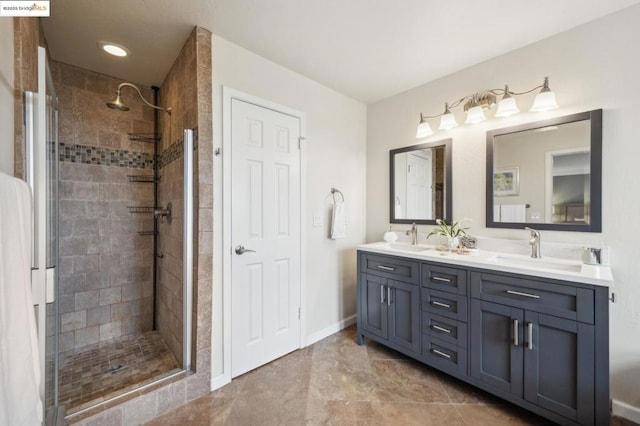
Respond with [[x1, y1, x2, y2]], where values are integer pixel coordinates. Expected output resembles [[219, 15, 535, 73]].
[[390, 139, 452, 224], [486, 109, 602, 232]]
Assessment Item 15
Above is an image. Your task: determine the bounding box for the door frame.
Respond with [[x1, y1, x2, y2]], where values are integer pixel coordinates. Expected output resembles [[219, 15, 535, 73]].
[[544, 147, 590, 222], [220, 86, 307, 386]]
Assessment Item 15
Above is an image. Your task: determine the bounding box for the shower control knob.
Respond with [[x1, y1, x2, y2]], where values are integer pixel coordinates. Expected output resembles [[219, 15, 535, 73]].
[[235, 245, 256, 255]]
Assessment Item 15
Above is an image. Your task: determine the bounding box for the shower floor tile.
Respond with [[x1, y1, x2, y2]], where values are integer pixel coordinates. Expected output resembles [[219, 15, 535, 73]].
[[56, 331, 180, 414]]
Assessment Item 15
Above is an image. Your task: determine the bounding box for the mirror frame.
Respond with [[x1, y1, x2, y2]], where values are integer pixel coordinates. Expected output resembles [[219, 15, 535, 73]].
[[486, 109, 602, 232], [390, 138, 453, 225]]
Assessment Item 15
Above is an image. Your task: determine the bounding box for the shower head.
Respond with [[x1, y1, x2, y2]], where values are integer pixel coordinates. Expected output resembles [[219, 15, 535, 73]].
[[106, 92, 130, 111], [106, 82, 171, 114]]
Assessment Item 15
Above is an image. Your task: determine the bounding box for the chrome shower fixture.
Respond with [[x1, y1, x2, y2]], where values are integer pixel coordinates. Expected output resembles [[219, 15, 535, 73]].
[[106, 82, 172, 114]]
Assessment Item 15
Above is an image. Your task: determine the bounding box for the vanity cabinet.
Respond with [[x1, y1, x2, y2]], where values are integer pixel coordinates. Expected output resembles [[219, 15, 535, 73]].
[[357, 249, 610, 426], [358, 253, 420, 354], [470, 272, 597, 425]]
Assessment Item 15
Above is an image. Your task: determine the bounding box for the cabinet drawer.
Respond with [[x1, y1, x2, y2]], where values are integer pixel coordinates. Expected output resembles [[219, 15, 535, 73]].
[[361, 253, 419, 285], [422, 289, 468, 322], [422, 335, 467, 376], [422, 312, 467, 348], [471, 272, 594, 324], [421, 263, 467, 295]]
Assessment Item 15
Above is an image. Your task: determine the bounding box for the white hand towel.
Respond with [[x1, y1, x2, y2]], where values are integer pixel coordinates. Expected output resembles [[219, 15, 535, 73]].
[[500, 204, 527, 222], [0, 172, 43, 426], [331, 201, 346, 239], [493, 204, 501, 222]]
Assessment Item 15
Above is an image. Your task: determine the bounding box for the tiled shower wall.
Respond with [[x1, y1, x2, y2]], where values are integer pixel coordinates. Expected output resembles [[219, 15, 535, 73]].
[[156, 28, 202, 366], [52, 61, 156, 352], [71, 27, 212, 425]]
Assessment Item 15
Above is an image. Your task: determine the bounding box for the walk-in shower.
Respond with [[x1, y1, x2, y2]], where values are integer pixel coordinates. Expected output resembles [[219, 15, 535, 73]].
[[30, 64, 195, 419]]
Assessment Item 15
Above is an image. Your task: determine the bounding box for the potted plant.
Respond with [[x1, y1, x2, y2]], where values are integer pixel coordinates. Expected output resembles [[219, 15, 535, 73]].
[[427, 218, 471, 250]]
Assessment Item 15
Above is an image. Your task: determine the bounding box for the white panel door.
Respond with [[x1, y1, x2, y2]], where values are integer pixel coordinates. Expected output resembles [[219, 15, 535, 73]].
[[406, 153, 432, 219], [231, 99, 301, 377]]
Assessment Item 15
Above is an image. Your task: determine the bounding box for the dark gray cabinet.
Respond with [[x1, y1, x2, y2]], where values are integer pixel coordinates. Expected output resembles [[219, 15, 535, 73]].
[[357, 250, 609, 426], [470, 271, 602, 425], [420, 262, 469, 376], [357, 253, 420, 354]]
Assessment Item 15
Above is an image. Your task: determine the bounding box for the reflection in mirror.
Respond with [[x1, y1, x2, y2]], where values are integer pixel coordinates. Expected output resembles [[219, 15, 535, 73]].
[[486, 109, 602, 232], [390, 139, 452, 225]]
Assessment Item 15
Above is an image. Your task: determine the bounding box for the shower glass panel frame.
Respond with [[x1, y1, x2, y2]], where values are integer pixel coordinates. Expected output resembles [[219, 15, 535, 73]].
[[25, 46, 61, 420]]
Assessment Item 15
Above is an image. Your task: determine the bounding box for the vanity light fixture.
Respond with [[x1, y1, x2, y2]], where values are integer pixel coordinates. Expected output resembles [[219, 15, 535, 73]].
[[416, 77, 558, 138]]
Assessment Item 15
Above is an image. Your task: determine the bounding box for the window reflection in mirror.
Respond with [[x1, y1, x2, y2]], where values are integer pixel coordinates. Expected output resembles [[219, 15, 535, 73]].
[[486, 110, 602, 232], [390, 139, 452, 225]]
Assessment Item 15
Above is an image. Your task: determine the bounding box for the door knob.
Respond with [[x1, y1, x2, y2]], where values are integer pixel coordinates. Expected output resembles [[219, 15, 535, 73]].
[[235, 245, 256, 255]]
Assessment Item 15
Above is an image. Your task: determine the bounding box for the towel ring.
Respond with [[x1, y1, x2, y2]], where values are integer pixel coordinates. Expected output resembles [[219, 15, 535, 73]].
[[331, 188, 344, 203]]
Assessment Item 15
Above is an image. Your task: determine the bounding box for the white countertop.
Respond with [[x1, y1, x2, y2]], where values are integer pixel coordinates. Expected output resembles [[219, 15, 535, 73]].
[[358, 242, 613, 287]]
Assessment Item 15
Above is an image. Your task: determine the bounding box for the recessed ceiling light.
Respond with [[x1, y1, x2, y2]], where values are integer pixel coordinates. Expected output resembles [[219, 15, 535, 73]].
[[98, 41, 129, 57]]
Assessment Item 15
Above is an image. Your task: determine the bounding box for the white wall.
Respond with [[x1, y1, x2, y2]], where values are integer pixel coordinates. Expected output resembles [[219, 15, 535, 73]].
[[211, 36, 367, 378], [0, 18, 14, 175], [367, 4, 640, 415]]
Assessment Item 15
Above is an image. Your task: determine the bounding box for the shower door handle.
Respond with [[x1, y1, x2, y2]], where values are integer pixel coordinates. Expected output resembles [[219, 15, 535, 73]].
[[235, 245, 256, 255]]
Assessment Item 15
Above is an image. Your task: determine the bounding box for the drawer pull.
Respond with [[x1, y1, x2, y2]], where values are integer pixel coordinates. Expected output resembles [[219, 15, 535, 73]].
[[432, 276, 452, 283], [506, 290, 541, 299], [377, 265, 396, 271], [513, 318, 519, 346], [431, 300, 452, 309], [431, 324, 452, 334], [431, 349, 452, 359]]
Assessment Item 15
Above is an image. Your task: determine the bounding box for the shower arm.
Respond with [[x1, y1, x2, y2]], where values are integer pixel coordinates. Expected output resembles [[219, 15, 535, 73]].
[[116, 82, 172, 114]]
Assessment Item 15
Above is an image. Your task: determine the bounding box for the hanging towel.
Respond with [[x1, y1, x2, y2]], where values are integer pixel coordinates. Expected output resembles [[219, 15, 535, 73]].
[[493, 204, 501, 222], [0, 172, 43, 426], [331, 201, 346, 239], [500, 204, 527, 222]]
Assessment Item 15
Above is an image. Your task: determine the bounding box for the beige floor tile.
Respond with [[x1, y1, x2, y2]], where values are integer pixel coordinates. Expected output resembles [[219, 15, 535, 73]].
[[373, 402, 465, 425], [455, 403, 555, 425], [371, 359, 450, 403], [306, 399, 375, 425], [146, 394, 233, 425], [144, 326, 633, 426], [226, 395, 307, 426]]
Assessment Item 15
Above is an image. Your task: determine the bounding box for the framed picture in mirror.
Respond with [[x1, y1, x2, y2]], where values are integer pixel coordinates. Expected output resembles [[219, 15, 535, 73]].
[[493, 167, 519, 196]]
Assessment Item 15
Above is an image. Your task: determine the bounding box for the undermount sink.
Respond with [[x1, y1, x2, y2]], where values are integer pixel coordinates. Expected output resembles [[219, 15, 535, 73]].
[[386, 243, 433, 253], [489, 255, 582, 273]]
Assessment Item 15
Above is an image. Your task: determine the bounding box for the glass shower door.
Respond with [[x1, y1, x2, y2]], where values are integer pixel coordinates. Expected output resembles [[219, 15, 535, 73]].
[[25, 45, 61, 423]]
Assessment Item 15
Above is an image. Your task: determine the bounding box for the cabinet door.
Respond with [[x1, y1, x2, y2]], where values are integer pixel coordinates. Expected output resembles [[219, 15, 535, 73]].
[[388, 279, 420, 353], [470, 299, 524, 397], [524, 312, 595, 424], [359, 273, 388, 339]]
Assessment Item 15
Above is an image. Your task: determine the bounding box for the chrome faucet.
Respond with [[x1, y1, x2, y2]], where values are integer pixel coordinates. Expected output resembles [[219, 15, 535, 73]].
[[524, 227, 541, 258], [406, 223, 418, 245]]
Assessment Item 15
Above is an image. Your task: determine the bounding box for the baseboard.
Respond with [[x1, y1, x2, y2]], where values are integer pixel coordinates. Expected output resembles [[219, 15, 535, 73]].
[[612, 399, 640, 424], [304, 314, 357, 347], [210, 373, 231, 392]]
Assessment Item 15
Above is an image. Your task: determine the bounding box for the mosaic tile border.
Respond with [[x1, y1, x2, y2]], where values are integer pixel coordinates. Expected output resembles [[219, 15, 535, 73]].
[[58, 143, 154, 169], [56, 137, 187, 170], [158, 139, 184, 169]]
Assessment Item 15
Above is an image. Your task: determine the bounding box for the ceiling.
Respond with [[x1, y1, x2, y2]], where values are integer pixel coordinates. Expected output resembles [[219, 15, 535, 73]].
[[41, 0, 640, 104]]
